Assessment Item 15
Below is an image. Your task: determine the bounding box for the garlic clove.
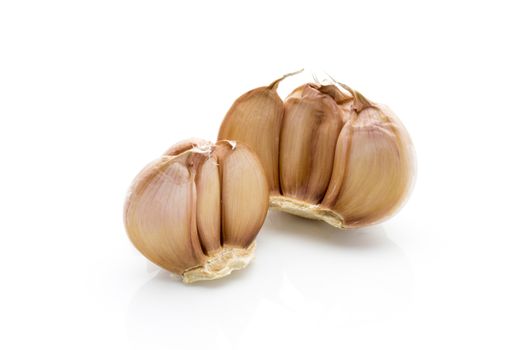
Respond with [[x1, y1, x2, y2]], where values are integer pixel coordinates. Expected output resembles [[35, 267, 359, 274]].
[[218, 70, 302, 194], [322, 97, 414, 227], [217, 86, 282, 194], [195, 155, 221, 255], [279, 84, 345, 203], [215, 141, 269, 247], [320, 121, 353, 208], [317, 84, 354, 105], [125, 154, 205, 275]]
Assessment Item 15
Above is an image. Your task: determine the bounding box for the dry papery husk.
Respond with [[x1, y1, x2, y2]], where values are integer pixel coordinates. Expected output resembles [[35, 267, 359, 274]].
[[124, 138, 269, 283]]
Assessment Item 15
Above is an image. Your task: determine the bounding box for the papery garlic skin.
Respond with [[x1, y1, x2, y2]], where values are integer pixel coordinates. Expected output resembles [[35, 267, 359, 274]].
[[124, 139, 268, 283], [219, 76, 415, 229]]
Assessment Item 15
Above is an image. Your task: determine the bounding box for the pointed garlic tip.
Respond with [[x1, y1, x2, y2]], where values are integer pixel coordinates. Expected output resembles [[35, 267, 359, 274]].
[[333, 82, 374, 112], [226, 140, 237, 150], [268, 68, 304, 90], [124, 139, 269, 283], [164, 138, 213, 156]]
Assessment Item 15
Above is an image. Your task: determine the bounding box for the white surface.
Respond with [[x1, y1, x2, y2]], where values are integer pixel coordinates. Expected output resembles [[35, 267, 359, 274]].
[[1, 1, 524, 349]]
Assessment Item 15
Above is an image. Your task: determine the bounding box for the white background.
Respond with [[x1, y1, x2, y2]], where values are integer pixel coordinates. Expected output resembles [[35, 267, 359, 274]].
[[1, 0, 524, 349]]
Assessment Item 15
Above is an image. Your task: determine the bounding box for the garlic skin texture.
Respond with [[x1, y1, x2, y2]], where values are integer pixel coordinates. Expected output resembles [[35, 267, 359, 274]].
[[124, 139, 269, 283], [219, 77, 414, 229]]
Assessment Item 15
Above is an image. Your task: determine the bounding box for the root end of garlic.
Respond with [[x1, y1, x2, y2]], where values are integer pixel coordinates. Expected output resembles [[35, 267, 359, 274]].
[[181, 243, 256, 283], [269, 196, 346, 229]]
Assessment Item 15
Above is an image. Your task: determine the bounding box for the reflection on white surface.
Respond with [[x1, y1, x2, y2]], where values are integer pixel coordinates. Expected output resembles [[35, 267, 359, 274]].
[[127, 211, 412, 349]]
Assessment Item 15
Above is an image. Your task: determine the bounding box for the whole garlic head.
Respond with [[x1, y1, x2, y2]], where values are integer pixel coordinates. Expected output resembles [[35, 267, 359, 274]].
[[124, 139, 269, 283], [218, 75, 415, 229]]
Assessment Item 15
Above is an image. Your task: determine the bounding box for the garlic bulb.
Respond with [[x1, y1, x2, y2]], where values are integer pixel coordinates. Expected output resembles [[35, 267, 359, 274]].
[[219, 76, 414, 229], [124, 139, 269, 283]]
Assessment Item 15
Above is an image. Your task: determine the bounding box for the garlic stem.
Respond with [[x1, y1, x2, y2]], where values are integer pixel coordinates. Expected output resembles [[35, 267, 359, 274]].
[[267, 68, 304, 90]]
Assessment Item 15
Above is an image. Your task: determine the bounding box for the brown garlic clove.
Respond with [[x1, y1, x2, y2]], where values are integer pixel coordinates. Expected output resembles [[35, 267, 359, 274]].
[[218, 70, 303, 194], [215, 141, 269, 247], [279, 84, 345, 203], [322, 111, 413, 227], [321, 86, 413, 227], [124, 139, 269, 283], [195, 155, 221, 254]]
